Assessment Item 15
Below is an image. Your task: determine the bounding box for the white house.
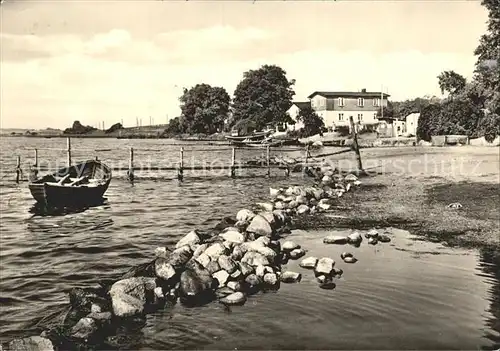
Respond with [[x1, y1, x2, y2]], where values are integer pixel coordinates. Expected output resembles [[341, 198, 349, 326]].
[[405, 113, 420, 136], [286, 101, 310, 131], [393, 120, 406, 137], [308, 89, 390, 131]]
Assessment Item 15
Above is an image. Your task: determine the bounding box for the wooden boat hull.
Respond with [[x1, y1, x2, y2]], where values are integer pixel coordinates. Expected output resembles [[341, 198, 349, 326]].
[[225, 131, 273, 144], [28, 160, 112, 207], [43, 180, 111, 207]]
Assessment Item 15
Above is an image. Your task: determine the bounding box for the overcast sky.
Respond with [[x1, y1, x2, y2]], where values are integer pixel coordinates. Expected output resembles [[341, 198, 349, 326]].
[[0, 0, 488, 129]]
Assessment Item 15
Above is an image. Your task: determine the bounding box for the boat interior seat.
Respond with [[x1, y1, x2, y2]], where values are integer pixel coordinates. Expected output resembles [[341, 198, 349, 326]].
[[68, 176, 89, 186]]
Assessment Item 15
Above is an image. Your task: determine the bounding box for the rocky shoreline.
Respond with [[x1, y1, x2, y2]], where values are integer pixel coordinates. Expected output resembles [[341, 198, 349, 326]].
[[2, 165, 395, 351]]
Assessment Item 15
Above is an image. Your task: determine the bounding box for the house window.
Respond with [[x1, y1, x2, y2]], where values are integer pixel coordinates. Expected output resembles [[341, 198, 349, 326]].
[[357, 113, 363, 121], [339, 113, 344, 121], [374, 112, 378, 119], [357, 98, 364, 107], [373, 98, 380, 107], [338, 98, 345, 107]]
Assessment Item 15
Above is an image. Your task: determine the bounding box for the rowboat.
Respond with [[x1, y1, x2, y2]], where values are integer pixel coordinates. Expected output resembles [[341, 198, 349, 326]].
[[29, 159, 112, 207], [225, 130, 273, 145]]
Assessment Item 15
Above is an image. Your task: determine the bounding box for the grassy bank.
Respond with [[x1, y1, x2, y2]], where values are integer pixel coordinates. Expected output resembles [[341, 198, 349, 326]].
[[299, 146, 500, 249]]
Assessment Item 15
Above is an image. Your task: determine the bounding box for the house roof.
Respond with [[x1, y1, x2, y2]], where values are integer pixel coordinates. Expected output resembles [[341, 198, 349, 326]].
[[307, 91, 391, 99], [292, 101, 311, 110]]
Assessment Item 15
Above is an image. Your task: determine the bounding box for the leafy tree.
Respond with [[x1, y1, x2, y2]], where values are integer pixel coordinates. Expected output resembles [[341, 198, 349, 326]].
[[105, 123, 123, 134], [437, 70, 467, 96], [416, 104, 440, 141], [163, 117, 182, 136], [473, 0, 500, 141], [179, 84, 230, 134], [63, 121, 97, 135], [376, 101, 395, 118], [295, 105, 325, 137], [417, 0, 500, 143], [232, 65, 295, 131]]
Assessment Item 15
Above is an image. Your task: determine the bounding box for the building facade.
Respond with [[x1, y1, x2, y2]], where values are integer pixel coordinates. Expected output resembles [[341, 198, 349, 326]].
[[405, 113, 420, 136], [286, 101, 309, 131], [307, 89, 390, 131]]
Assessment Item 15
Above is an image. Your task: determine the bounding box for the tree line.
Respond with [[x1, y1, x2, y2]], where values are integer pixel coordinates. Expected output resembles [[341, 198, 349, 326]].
[[165, 0, 498, 141], [416, 0, 499, 142], [163, 64, 324, 138]]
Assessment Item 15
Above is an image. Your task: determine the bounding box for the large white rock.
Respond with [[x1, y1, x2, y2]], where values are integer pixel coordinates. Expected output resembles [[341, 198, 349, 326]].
[[256, 202, 274, 212], [299, 256, 318, 269], [70, 317, 98, 340], [297, 204, 310, 215], [323, 235, 349, 244], [274, 201, 285, 210], [109, 277, 156, 317], [175, 230, 200, 249], [236, 209, 256, 223], [318, 202, 331, 211], [269, 187, 281, 198], [345, 174, 358, 182], [8, 337, 54, 351], [213, 270, 230, 287], [246, 214, 273, 237], [192, 243, 209, 258], [179, 263, 213, 297], [227, 281, 242, 291], [365, 229, 379, 238], [218, 255, 238, 274], [168, 245, 193, 268], [315, 257, 335, 276], [280, 271, 302, 283], [241, 251, 270, 266], [154, 246, 168, 258], [195, 253, 211, 268], [296, 195, 308, 205], [219, 230, 245, 244], [155, 258, 176, 280], [348, 231, 363, 244], [255, 236, 271, 246], [204, 243, 226, 259], [219, 292, 247, 305], [238, 262, 254, 276], [322, 175, 333, 184], [289, 248, 306, 260], [263, 272, 278, 286], [282, 241, 300, 252]]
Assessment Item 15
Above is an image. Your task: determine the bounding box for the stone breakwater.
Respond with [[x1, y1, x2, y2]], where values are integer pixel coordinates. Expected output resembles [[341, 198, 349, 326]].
[[2, 165, 392, 351]]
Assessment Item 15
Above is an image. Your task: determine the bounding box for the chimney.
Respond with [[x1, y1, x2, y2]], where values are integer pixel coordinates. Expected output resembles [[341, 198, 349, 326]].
[[361, 88, 367, 93]]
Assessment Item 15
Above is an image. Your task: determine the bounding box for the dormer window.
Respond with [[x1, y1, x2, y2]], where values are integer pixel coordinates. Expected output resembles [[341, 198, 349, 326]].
[[357, 98, 364, 107], [338, 97, 345, 107]]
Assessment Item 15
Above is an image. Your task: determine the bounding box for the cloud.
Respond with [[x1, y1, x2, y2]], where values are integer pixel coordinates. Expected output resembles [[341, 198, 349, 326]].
[[0, 26, 478, 129]]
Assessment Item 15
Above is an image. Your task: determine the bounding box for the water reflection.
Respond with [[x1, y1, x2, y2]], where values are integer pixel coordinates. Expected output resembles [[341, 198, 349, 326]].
[[28, 198, 109, 217], [478, 247, 500, 350]]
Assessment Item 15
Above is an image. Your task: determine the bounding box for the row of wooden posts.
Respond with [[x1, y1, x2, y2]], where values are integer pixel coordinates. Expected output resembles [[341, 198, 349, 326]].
[[14, 117, 364, 183]]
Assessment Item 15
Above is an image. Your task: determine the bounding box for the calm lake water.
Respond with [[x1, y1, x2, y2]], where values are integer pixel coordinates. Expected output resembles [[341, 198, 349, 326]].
[[0, 137, 499, 350]]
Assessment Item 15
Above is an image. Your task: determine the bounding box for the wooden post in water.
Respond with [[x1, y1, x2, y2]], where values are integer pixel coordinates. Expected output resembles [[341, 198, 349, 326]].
[[266, 145, 271, 177], [66, 137, 72, 167], [30, 149, 39, 181], [15, 156, 21, 183], [349, 116, 364, 173], [177, 147, 184, 181], [303, 144, 310, 177], [127, 147, 134, 182], [230, 147, 236, 178], [34, 149, 38, 169]]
